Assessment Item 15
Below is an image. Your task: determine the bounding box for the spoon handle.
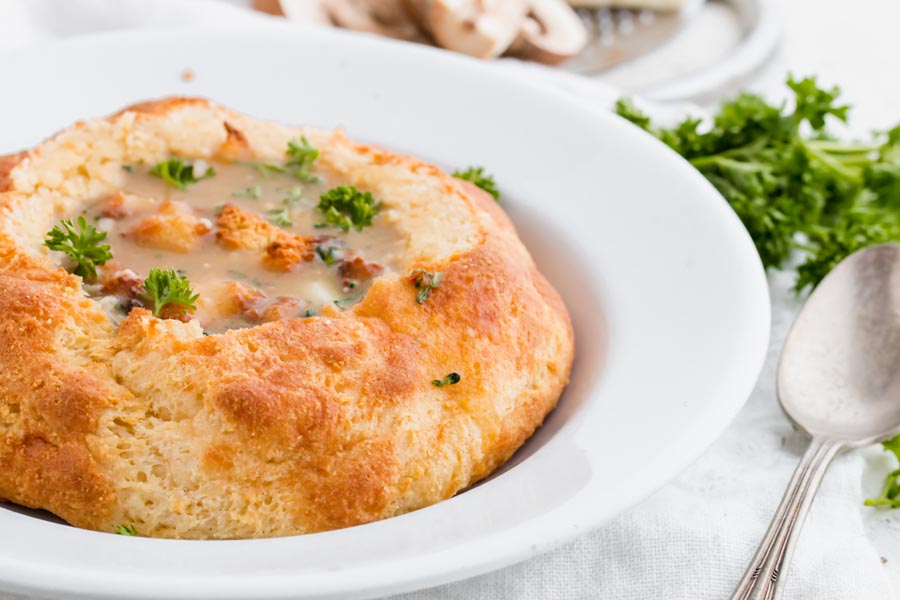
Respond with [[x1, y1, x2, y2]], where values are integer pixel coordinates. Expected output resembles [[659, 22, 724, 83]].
[[729, 436, 844, 600]]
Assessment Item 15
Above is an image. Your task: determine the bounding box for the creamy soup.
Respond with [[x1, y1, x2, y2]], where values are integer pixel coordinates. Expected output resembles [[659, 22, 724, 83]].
[[75, 159, 404, 332]]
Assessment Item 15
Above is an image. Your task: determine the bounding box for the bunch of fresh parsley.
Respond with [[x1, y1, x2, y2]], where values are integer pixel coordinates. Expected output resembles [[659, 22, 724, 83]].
[[619, 76, 900, 508], [616, 75, 900, 293]]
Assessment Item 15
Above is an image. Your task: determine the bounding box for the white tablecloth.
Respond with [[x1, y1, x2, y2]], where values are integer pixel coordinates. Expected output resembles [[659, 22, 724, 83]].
[[1, 0, 899, 598]]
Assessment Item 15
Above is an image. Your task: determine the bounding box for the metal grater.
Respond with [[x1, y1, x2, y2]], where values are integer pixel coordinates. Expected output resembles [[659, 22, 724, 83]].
[[564, 5, 695, 74]]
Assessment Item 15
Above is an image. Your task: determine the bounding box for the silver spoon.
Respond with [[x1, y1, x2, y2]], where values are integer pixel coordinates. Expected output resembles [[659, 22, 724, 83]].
[[730, 243, 900, 600]]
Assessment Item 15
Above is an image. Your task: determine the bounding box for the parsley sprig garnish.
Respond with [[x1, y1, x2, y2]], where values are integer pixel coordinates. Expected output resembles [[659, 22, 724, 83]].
[[245, 162, 285, 178], [283, 187, 303, 205], [316, 185, 380, 232], [44, 216, 113, 280], [114, 524, 138, 536], [432, 373, 461, 387], [409, 269, 443, 304], [151, 158, 215, 190], [866, 434, 900, 508], [453, 166, 500, 201], [140, 268, 199, 318], [615, 74, 900, 293], [316, 244, 341, 265], [334, 290, 365, 307], [284, 137, 320, 182], [267, 207, 294, 227], [242, 137, 320, 182], [233, 184, 262, 199]]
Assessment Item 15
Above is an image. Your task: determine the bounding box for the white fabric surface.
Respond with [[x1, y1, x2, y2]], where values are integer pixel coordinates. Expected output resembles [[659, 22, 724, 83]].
[[1, 1, 900, 598]]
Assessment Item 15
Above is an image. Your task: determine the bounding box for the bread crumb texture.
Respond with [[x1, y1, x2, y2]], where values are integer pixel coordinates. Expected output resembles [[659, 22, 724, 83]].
[[0, 98, 574, 538]]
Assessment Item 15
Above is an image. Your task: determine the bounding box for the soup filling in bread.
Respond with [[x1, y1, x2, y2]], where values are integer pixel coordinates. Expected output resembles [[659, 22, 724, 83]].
[[55, 146, 403, 332]]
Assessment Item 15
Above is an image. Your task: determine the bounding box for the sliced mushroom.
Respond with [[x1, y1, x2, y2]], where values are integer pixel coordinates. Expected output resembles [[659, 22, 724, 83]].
[[566, 0, 688, 10], [323, 0, 430, 42], [275, 0, 332, 24], [423, 0, 528, 59], [401, 0, 430, 31], [507, 0, 587, 65], [253, 0, 285, 16]]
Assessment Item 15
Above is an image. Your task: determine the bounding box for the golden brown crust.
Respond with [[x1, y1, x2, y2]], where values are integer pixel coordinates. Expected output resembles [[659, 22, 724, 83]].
[[0, 152, 26, 193], [0, 274, 119, 524], [0, 97, 574, 538]]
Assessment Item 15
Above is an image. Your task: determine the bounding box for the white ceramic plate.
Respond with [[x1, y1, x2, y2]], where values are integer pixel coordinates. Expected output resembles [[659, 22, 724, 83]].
[[0, 23, 770, 600]]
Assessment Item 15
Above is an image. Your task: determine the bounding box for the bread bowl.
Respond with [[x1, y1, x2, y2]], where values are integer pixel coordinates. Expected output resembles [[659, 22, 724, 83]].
[[0, 98, 574, 539]]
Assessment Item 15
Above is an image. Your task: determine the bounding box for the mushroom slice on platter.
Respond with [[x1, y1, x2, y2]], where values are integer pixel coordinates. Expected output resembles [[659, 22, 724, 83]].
[[508, 0, 588, 65], [566, 0, 689, 10], [266, 0, 331, 22], [323, 0, 429, 42], [401, 0, 430, 30], [415, 0, 529, 59]]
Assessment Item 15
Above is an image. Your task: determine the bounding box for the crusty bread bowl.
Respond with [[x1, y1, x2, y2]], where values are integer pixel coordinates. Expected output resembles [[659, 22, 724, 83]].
[[0, 98, 574, 539]]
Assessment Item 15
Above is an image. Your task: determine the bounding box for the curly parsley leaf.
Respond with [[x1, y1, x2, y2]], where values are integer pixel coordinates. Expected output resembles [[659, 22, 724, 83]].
[[432, 372, 461, 387], [866, 434, 900, 509], [267, 207, 294, 227], [233, 184, 262, 199], [140, 268, 199, 318], [315, 243, 341, 266], [788, 75, 850, 130], [44, 216, 113, 280], [243, 161, 286, 178], [409, 269, 443, 304], [333, 290, 365, 308], [616, 74, 900, 292], [285, 137, 320, 182], [150, 158, 215, 190], [283, 187, 303, 205], [240, 138, 319, 182], [316, 185, 380, 232], [114, 524, 138, 536], [453, 166, 500, 201]]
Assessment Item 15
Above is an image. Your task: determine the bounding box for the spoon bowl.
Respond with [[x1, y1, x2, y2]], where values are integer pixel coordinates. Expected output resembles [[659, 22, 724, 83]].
[[732, 243, 900, 600], [778, 243, 900, 444]]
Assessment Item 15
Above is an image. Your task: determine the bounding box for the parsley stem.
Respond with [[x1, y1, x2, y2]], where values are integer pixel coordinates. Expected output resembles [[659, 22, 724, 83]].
[[865, 468, 900, 507], [690, 155, 772, 174], [800, 140, 862, 180], [807, 140, 880, 154], [688, 137, 772, 168], [688, 140, 774, 169]]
